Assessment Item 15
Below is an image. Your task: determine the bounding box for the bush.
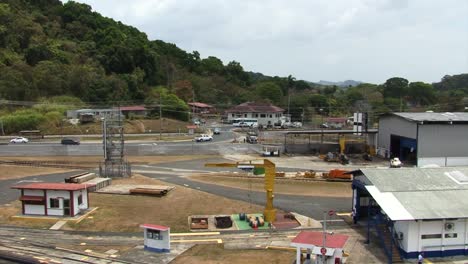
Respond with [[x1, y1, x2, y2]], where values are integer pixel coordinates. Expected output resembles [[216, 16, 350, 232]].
[[1, 110, 46, 134]]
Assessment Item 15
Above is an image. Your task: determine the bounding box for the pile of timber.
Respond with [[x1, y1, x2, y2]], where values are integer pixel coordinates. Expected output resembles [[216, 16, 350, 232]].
[[64, 172, 112, 192]]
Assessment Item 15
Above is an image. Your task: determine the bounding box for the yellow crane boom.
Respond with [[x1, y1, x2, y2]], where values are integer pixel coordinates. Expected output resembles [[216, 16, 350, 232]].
[[205, 159, 277, 222]]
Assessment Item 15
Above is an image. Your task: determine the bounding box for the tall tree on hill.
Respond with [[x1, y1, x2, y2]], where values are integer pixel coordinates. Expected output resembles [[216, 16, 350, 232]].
[[383, 77, 409, 111]]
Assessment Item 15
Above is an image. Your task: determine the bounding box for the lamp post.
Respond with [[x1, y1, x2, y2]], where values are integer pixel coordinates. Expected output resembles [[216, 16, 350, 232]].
[[319, 108, 324, 144]]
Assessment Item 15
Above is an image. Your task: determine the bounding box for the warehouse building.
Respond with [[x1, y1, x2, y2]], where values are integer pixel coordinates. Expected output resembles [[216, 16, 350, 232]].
[[352, 167, 468, 262], [378, 112, 468, 166]]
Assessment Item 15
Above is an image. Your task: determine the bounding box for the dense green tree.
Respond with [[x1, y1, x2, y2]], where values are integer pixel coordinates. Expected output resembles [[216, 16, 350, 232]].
[[255, 82, 283, 104], [408, 82, 436, 106], [383, 77, 409, 98]]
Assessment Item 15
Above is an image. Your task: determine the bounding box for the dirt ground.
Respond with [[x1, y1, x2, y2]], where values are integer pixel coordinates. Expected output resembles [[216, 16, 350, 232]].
[[66, 174, 266, 232], [171, 244, 295, 264], [0, 165, 73, 180], [189, 174, 352, 198]]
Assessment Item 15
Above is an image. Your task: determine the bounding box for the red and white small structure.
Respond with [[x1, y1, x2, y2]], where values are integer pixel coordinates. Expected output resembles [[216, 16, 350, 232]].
[[12, 183, 93, 217], [140, 224, 170, 253], [291, 231, 349, 264]]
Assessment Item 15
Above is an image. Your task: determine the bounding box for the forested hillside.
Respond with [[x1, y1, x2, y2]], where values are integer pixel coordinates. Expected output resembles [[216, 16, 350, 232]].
[[0, 0, 467, 127]]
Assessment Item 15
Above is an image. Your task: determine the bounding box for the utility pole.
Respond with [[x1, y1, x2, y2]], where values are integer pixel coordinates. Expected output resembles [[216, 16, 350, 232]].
[[301, 108, 304, 125], [0, 119, 4, 136], [159, 93, 163, 140]]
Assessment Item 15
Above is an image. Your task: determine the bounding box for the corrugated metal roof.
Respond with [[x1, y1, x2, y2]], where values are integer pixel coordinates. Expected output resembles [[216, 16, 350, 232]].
[[360, 167, 468, 220], [392, 112, 468, 122]]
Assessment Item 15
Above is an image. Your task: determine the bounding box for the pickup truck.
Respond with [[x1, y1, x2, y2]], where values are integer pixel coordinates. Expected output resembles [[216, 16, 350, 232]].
[[195, 134, 213, 142]]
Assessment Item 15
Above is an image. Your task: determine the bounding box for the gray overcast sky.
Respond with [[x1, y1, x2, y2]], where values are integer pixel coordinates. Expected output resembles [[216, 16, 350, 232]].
[[67, 0, 467, 84]]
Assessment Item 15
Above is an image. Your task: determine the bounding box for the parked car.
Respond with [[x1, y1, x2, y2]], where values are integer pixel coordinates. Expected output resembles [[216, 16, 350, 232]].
[[213, 128, 221, 135], [195, 134, 213, 142], [246, 132, 258, 144], [320, 123, 329, 128], [10, 137, 29, 144], [61, 138, 80, 145]]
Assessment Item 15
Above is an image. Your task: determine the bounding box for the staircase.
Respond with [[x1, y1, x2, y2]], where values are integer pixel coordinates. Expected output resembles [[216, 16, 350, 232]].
[[376, 224, 402, 263]]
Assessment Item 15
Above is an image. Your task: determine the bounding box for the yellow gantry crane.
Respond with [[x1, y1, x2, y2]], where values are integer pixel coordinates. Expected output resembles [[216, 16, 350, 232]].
[[205, 159, 277, 223]]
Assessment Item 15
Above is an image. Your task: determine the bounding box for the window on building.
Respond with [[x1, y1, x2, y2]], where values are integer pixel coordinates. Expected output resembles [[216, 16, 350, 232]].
[[253, 114, 258, 118], [445, 233, 458, 238], [147, 230, 163, 240], [421, 234, 442, 239], [260, 114, 266, 118], [77, 195, 83, 205], [244, 114, 247, 117], [269, 114, 272, 118], [50, 198, 60, 208]]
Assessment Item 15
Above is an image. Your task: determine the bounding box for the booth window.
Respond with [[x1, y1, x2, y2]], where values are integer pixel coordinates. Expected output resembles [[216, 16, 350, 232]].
[[445, 233, 458, 238], [147, 230, 162, 240], [78, 195, 83, 205], [421, 234, 442, 239]]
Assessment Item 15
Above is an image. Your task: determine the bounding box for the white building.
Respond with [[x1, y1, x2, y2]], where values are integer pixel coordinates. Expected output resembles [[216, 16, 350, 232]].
[[378, 112, 468, 166], [352, 167, 468, 262], [12, 183, 92, 217], [225, 102, 284, 127], [291, 231, 348, 264], [141, 224, 170, 253]]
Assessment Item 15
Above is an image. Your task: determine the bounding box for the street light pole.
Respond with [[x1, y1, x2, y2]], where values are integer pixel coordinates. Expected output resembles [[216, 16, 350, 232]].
[[159, 93, 162, 141], [320, 108, 324, 144], [322, 211, 327, 263]]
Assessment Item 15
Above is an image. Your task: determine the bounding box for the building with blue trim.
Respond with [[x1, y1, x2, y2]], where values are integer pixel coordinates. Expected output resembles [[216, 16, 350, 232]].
[[378, 112, 468, 166], [352, 167, 468, 263], [140, 224, 170, 253]]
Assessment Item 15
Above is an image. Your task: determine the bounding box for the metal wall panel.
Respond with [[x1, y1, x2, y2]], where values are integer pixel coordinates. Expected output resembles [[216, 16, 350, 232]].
[[378, 116, 417, 152], [418, 124, 468, 157]]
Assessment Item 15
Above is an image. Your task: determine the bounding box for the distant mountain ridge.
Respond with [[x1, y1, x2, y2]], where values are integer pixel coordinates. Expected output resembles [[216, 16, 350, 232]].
[[318, 80, 363, 87]]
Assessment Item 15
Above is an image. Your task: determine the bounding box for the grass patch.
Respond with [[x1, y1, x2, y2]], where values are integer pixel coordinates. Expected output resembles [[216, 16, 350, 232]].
[[171, 244, 294, 264]]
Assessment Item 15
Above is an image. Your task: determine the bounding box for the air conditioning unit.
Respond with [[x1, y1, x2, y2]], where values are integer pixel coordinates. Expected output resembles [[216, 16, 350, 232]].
[[394, 232, 403, 240], [445, 222, 455, 231]]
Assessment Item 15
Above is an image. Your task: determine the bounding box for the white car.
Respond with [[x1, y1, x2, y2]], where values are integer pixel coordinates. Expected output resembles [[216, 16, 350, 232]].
[[195, 134, 213, 142], [10, 137, 29, 143]]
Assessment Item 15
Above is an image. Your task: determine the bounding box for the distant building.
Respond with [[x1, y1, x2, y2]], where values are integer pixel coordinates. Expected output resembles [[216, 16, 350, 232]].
[[225, 102, 284, 126], [118, 106, 148, 118], [141, 224, 170, 253], [66, 109, 121, 121], [378, 112, 468, 166], [12, 183, 92, 217], [188, 102, 214, 114], [352, 167, 468, 261], [326, 117, 348, 129]]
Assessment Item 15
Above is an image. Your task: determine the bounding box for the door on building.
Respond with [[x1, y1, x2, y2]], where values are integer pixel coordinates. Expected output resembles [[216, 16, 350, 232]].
[[63, 199, 71, 216], [390, 135, 417, 164]]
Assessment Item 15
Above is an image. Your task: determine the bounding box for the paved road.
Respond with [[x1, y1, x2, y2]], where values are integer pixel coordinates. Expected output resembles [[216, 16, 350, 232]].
[[133, 157, 351, 221], [0, 128, 266, 156]]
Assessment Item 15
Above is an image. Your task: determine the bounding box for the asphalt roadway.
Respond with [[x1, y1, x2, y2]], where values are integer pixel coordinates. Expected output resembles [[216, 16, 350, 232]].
[[133, 157, 351, 221], [0, 128, 266, 156]]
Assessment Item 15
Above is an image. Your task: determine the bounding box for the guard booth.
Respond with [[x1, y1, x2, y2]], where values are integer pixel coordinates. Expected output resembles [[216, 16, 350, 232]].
[[291, 231, 348, 264], [140, 224, 170, 253]]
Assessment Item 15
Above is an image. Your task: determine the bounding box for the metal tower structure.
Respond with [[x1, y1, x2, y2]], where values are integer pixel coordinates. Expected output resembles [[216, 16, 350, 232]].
[[99, 108, 131, 177]]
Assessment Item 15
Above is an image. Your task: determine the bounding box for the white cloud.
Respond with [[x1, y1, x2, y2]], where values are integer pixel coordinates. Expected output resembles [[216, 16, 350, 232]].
[[64, 0, 468, 83]]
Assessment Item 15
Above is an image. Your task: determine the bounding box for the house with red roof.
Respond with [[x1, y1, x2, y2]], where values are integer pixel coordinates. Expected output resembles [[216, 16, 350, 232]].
[[291, 231, 349, 264], [12, 183, 93, 217], [118, 105, 148, 118], [188, 102, 214, 114], [140, 223, 171, 253], [225, 102, 285, 127]]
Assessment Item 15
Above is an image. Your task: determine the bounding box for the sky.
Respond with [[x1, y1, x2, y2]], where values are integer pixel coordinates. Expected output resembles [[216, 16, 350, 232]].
[[65, 0, 468, 84]]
